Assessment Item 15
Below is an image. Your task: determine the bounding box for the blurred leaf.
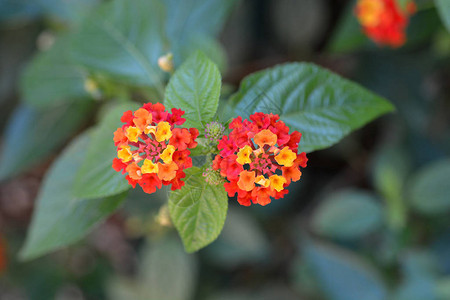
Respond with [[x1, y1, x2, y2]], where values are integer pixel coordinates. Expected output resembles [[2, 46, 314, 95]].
[[165, 0, 236, 69], [393, 250, 440, 300], [20, 131, 127, 260], [0, 101, 93, 180], [228, 63, 395, 153], [177, 34, 227, 72], [37, 0, 101, 24], [108, 235, 197, 300], [205, 207, 269, 267], [436, 0, 450, 33], [303, 239, 388, 300], [73, 102, 140, 199], [165, 52, 221, 129], [165, 0, 237, 41], [312, 189, 383, 239], [71, 0, 166, 94], [21, 35, 90, 108], [168, 167, 228, 252], [327, 0, 371, 53], [0, 0, 42, 23], [372, 144, 410, 230], [407, 159, 450, 215], [436, 278, 450, 300]]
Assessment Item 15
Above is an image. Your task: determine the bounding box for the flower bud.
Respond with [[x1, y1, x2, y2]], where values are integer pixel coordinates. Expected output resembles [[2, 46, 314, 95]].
[[204, 121, 225, 142], [202, 167, 224, 186], [158, 52, 174, 72]]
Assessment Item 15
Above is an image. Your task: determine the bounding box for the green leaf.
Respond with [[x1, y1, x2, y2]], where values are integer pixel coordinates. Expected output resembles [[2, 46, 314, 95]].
[[21, 35, 89, 108], [165, 52, 221, 129], [436, 0, 450, 33], [228, 63, 394, 153], [108, 235, 197, 300], [0, 101, 93, 180], [168, 167, 228, 252], [311, 189, 384, 239], [20, 131, 126, 260], [407, 159, 450, 215], [73, 102, 140, 199], [70, 0, 166, 94], [303, 239, 388, 300]]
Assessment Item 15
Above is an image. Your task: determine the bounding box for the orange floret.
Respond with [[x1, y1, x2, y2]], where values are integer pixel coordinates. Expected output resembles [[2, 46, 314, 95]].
[[133, 108, 152, 131], [126, 162, 142, 180], [157, 162, 178, 181], [253, 129, 277, 148], [237, 170, 256, 191]]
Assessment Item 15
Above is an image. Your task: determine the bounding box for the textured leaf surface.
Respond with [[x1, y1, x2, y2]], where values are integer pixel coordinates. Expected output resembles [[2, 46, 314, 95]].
[[436, 0, 450, 33], [71, 0, 166, 92], [20, 132, 126, 260], [73, 102, 140, 199], [108, 236, 197, 300], [169, 167, 228, 252], [228, 63, 394, 153], [304, 239, 387, 300], [0, 101, 93, 180], [408, 159, 450, 215], [312, 189, 383, 239], [21, 36, 89, 107], [165, 52, 221, 128]]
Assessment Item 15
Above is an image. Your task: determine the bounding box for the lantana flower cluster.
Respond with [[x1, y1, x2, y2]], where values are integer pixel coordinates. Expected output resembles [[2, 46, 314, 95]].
[[212, 113, 307, 206], [112, 103, 199, 194], [355, 0, 416, 48]]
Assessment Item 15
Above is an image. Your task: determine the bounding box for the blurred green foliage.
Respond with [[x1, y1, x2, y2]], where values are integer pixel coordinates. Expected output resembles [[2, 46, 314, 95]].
[[1, 0, 450, 299]]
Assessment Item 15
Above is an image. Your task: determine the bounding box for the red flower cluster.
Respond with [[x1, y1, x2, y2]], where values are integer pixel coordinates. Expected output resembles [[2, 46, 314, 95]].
[[213, 113, 307, 206], [355, 0, 416, 48], [112, 103, 198, 194]]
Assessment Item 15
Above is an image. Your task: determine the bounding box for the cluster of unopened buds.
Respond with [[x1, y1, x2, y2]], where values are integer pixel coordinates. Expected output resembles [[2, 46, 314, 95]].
[[112, 103, 199, 194], [113, 106, 307, 206], [355, 0, 416, 48]]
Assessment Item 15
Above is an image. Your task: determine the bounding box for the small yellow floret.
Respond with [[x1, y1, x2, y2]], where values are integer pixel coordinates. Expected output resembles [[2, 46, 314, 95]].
[[275, 147, 297, 167], [155, 121, 172, 142], [255, 175, 270, 188], [126, 126, 142, 143], [269, 175, 287, 192], [141, 159, 159, 174], [236, 145, 253, 165], [160, 145, 176, 164], [118, 146, 132, 162]]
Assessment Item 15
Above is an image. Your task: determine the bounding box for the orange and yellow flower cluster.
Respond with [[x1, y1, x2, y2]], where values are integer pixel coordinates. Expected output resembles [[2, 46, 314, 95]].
[[212, 113, 307, 206], [355, 0, 416, 48], [112, 103, 198, 194]]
